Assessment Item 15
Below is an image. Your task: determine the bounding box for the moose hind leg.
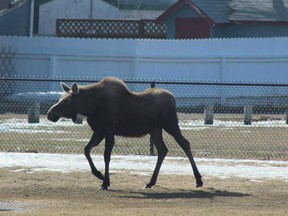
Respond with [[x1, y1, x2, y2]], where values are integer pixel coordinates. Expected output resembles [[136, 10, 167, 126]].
[[99, 135, 115, 190], [145, 129, 168, 188], [173, 131, 203, 187]]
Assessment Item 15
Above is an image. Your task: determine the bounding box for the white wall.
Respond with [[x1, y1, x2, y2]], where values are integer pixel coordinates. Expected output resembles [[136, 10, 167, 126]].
[[1, 36, 288, 104], [2, 36, 288, 81], [134, 38, 288, 82]]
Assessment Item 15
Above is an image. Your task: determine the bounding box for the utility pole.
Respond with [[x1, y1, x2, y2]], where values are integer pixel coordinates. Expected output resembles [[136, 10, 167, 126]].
[[90, 0, 93, 19], [29, 0, 35, 37]]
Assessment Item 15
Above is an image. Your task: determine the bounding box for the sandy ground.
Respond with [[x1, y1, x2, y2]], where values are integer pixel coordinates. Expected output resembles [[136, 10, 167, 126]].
[[0, 168, 287, 216]]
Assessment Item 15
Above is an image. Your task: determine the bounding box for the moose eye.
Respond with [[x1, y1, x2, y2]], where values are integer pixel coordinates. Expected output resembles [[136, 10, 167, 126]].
[[61, 97, 71, 104], [63, 99, 70, 104]]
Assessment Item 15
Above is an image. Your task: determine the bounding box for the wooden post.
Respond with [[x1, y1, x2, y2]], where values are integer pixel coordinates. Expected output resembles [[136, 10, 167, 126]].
[[139, 20, 145, 38], [74, 115, 83, 124], [285, 107, 288, 124], [204, 105, 214, 125], [149, 81, 155, 155], [244, 105, 253, 125], [28, 102, 40, 123], [149, 136, 155, 156]]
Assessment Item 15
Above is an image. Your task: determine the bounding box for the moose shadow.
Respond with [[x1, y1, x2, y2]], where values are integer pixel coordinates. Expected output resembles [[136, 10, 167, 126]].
[[119, 188, 251, 200]]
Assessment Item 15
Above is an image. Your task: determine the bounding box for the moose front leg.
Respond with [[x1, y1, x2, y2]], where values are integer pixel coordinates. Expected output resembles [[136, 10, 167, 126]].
[[84, 133, 104, 180], [99, 135, 115, 190]]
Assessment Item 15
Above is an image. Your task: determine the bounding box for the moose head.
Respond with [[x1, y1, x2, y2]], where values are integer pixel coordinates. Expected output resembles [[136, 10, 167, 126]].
[[47, 82, 80, 123]]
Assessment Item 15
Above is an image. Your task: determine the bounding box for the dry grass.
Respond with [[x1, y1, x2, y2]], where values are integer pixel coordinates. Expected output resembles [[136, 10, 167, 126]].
[[0, 113, 287, 159]]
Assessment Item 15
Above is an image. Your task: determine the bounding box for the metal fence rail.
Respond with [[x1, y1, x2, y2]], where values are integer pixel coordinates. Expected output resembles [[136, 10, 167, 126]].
[[0, 77, 288, 160]]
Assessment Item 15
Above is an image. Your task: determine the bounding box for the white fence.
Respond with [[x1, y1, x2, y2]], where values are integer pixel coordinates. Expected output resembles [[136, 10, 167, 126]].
[[1, 36, 288, 102], [1, 36, 288, 81]]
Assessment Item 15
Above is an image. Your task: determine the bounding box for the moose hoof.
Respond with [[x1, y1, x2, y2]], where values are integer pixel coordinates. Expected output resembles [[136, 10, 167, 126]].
[[99, 182, 109, 190], [99, 179, 110, 190], [145, 182, 154, 189], [98, 185, 109, 191], [196, 179, 203, 188]]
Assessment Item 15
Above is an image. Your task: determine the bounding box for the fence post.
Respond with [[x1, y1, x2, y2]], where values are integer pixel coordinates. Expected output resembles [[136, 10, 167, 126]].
[[74, 115, 83, 124], [28, 102, 40, 123], [149, 81, 155, 155], [149, 136, 155, 156], [285, 107, 288, 124], [244, 105, 253, 125], [204, 104, 214, 125], [139, 20, 145, 38]]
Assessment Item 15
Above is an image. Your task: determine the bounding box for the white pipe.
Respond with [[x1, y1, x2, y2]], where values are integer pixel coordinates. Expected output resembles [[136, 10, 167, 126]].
[[29, 0, 35, 37], [90, 0, 93, 19]]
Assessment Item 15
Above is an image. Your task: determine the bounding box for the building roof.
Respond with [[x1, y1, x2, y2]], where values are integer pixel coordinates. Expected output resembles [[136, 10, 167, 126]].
[[156, 0, 229, 24], [103, 0, 177, 10], [3, 0, 288, 23], [109, 0, 288, 24], [229, 0, 288, 22], [0, 0, 27, 16], [192, 0, 230, 23]]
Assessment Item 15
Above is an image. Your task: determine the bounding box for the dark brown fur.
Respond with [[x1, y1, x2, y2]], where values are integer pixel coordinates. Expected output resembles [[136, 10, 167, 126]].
[[47, 77, 202, 190]]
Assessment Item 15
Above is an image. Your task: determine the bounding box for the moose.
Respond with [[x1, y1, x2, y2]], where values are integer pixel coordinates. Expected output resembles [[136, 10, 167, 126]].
[[47, 77, 203, 190]]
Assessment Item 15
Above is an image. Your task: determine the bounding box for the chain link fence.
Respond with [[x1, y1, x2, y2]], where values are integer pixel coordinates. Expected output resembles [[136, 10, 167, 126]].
[[0, 77, 288, 160]]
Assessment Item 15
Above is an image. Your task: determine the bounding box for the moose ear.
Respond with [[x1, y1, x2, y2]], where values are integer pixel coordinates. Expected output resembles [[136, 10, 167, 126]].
[[71, 83, 79, 94], [61, 82, 71, 92]]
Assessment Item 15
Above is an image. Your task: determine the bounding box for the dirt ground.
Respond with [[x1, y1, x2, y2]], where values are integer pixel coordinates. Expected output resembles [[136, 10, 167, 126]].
[[0, 169, 287, 216]]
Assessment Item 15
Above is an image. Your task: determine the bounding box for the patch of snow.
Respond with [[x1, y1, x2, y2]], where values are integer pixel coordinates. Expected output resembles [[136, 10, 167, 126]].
[[179, 119, 288, 130], [1, 117, 288, 134], [0, 118, 83, 134], [0, 153, 287, 181]]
